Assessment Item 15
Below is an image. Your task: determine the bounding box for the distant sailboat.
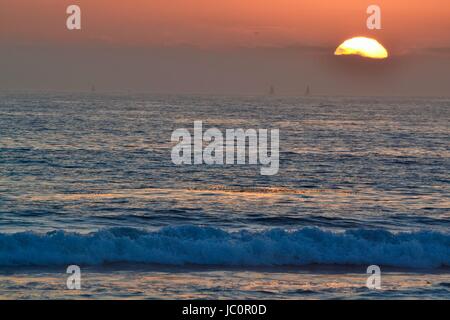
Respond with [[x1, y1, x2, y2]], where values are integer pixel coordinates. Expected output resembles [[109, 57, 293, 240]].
[[269, 85, 275, 96], [305, 85, 311, 96], [91, 85, 96, 93]]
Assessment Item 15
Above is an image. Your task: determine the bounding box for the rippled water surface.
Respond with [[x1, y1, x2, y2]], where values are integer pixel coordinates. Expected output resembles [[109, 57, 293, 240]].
[[0, 93, 449, 299]]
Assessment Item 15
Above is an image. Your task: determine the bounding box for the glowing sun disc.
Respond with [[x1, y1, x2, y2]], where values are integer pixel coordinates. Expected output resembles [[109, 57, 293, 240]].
[[334, 37, 388, 59]]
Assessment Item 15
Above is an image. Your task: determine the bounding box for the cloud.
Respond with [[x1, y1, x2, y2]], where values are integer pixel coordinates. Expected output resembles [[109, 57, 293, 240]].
[[409, 47, 450, 57]]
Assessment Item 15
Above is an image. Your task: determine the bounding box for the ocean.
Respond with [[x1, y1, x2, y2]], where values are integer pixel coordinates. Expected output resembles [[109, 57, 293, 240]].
[[0, 93, 449, 299]]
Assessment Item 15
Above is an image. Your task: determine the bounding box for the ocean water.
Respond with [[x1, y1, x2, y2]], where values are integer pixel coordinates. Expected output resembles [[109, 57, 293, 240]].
[[0, 93, 449, 299]]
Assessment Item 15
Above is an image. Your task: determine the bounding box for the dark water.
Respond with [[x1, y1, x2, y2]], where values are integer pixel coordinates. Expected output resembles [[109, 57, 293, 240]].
[[0, 93, 449, 298]]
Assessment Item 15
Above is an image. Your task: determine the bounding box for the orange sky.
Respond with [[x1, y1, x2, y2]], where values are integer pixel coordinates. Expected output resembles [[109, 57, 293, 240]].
[[1, 0, 449, 52], [1, 0, 449, 95]]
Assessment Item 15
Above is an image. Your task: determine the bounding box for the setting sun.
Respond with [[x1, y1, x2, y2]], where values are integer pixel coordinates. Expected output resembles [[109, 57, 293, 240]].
[[334, 37, 388, 59]]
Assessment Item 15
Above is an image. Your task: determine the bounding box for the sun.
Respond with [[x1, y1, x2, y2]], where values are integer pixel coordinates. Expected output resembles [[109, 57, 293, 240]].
[[334, 37, 388, 59]]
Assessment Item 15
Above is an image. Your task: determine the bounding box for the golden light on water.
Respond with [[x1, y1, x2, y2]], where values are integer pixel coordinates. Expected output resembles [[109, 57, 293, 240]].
[[334, 37, 388, 59]]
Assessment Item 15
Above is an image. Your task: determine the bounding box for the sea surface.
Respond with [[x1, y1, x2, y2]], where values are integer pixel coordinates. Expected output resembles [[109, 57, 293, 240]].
[[0, 93, 449, 299]]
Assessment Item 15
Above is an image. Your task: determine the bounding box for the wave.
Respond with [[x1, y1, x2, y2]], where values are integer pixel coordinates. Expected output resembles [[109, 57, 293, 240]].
[[0, 226, 449, 268]]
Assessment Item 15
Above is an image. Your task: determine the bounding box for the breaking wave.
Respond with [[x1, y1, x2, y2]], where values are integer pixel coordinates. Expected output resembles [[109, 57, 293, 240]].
[[0, 226, 449, 268]]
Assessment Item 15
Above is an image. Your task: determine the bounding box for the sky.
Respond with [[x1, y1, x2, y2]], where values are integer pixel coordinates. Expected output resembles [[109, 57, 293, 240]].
[[1, 0, 449, 96]]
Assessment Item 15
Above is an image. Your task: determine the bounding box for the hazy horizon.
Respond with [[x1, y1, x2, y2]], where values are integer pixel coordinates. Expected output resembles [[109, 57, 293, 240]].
[[1, 0, 449, 96]]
